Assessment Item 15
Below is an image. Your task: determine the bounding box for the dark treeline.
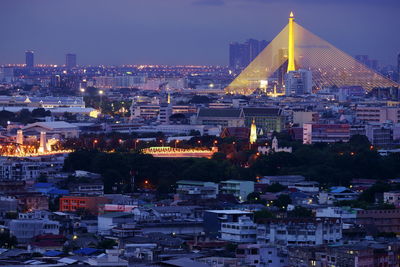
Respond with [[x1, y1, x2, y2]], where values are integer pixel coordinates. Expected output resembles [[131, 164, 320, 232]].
[[0, 108, 51, 127], [63, 135, 400, 194]]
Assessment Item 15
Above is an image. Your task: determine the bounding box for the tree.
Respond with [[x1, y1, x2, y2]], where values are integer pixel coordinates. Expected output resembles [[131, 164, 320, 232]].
[[246, 192, 265, 204], [358, 182, 391, 203], [63, 112, 77, 121], [0, 110, 15, 127], [288, 206, 313, 218], [97, 239, 117, 249], [273, 194, 292, 209], [32, 108, 51, 117], [189, 130, 201, 136], [254, 209, 275, 223], [0, 232, 17, 248], [212, 152, 227, 161], [16, 109, 34, 124], [265, 183, 286, 193]]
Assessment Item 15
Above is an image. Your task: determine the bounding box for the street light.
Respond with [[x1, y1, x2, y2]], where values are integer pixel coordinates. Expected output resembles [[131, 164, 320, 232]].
[[175, 140, 179, 148], [134, 139, 139, 150], [99, 90, 104, 113]]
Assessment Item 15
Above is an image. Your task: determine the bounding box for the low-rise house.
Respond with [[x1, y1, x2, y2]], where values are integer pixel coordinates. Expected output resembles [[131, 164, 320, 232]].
[[329, 186, 359, 201], [288, 242, 400, 267], [236, 244, 288, 267], [315, 206, 358, 224], [30, 234, 66, 253], [9, 218, 60, 243], [175, 180, 218, 200], [97, 212, 134, 235], [59, 196, 110, 215], [69, 181, 104, 196], [288, 181, 319, 193], [124, 243, 158, 262], [260, 175, 305, 186], [87, 249, 129, 266], [383, 191, 400, 208], [11, 192, 49, 211]]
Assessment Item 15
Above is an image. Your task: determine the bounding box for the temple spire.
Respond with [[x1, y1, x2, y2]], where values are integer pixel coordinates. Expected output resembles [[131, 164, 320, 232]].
[[250, 118, 257, 144]]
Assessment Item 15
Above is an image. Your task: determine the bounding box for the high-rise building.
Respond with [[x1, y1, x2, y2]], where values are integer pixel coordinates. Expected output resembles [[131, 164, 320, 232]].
[[66, 53, 77, 69], [397, 52, 400, 82], [25, 50, 34, 68], [355, 55, 378, 70], [229, 39, 269, 69], [285, 69, 312, 95]]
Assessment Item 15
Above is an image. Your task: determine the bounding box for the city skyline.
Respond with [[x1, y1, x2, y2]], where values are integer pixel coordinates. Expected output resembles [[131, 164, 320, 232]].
[[0, 0, 399, 66]]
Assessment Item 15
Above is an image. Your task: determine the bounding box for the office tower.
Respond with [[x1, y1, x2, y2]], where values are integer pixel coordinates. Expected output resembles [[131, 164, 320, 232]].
[[66, 53, 77, 69], [355, 55, 379, 70], [229, 39, 269, 69], [285, 69, 312, 96], [229, 42, 249, 70], [25, 50, 34, 68], [398, 53, 400, 82]]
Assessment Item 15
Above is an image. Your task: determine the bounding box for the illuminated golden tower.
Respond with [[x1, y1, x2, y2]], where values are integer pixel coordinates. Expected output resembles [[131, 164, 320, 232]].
[[249, 118, 257, 144], [287, 11, 296, 73], [167, 92, 171, 104]]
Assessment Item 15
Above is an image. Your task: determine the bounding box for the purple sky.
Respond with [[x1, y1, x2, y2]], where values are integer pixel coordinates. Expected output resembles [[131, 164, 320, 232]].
[[0, 0, 399, 66]]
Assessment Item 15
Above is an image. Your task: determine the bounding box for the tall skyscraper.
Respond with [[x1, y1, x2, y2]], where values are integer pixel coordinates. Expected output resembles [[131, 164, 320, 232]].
[[355, 55, 379, 70], [25, 50, 34, 68], [229, 39, 269, 69], [66, 53, 77, 69], [397, 53, 400, 82]]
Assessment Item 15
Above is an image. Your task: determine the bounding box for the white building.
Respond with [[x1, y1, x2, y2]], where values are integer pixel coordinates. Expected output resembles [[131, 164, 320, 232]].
[[288, 181, 319, 193], [257, 218, 342, 246], [0, 157, 41, 181], [98, 212, 134, 235], [9, 219, 59, 243], [236, 244, 288, 267], [175, 180, 218, 200], [315, 206, 358, 224], [285, 69, 312, 96], [220, 216, 257, 243], [22, 121, 80, 139], [220, 180, 254, 201]]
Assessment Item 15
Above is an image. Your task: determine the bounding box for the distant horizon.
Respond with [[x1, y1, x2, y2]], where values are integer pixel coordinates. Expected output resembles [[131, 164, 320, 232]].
[[1, 0, 399, 66]]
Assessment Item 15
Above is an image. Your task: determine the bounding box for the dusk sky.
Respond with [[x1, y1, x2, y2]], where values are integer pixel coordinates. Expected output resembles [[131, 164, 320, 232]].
[[0, 0, 399, 66]]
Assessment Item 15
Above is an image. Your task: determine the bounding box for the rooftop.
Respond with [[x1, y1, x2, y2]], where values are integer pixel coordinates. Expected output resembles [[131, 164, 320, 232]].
[[198, 108, 242, 118]]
